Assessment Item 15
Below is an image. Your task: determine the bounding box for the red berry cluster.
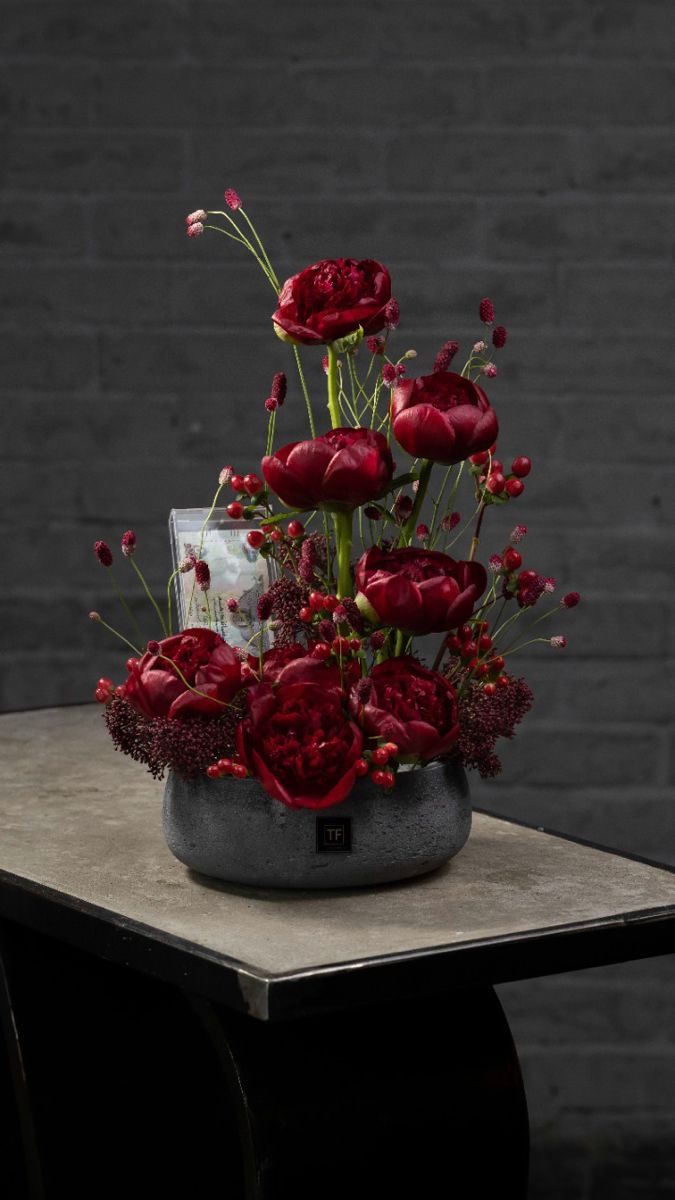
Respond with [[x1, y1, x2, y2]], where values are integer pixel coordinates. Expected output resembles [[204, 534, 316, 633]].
[[226, 471, 265, 524], [445, 623, 508, 691], [94, 676, 125, 704], [299, 591, 363, 658], [470, 445, 530, 501], [205, 757, 248, 780], [354, 742, 399, 789]]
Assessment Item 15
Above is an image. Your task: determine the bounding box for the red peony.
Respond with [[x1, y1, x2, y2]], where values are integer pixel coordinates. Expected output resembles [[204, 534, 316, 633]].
[[236, 664, 363, 809], [351, 656, 459, 761], [355, 547, 487, 634], [247, 644, 360, 690], [391, 372, 498, 464], [272, 258, 391, 346], [262, 427, 395, 512], [124, 629, 242, 719]]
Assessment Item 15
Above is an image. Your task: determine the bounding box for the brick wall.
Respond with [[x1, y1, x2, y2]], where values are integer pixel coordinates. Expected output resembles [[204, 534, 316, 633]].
[[1, 2, 674, 1194]]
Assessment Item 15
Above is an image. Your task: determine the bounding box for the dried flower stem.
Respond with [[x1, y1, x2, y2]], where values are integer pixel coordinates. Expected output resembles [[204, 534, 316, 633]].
[[92, 613, 142, 656]]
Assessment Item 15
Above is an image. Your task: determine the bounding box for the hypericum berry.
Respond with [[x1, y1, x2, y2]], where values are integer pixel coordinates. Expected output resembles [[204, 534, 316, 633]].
[[364, 505, 381, 520], [98, 677, 113, 691], [226, 501, 243, 519], [114, 684, 126, 699], [486, 473, 506, 495], [492, 325, 508, 348], [299, 606, 313, 623], [475, 663, 490, 678], [354, 758, 370, 777], [270, 528, 284, 543], [503, 548, 522, 572], [497, 674, 510, 687], [230, 473, 245, 492], [217, 758, 233, 775], [383, 742, 399, 756], [380, 770, 396, 790], [332, 636, 352, 656], [247, 530, 265, 550], [483, 682, 497, 696], [93, 540, 113, 567], [243, 473, 263, 495], [470, 451, 489, 466], [505, 478, 525, 497], [126, 657, 138, 671], [479, 634, 493, 651], [309, 591, 325, 611], [518, 569, 538, 585], [349, 637, 362, 651], [511, 456, 531, 478], [227, 597, 238, 612], [461, 640, 478, 658], [372, 746, 390, 766], [446, 634, 463, 652], [371, 769, 389, 788], [479, 297, 495, 324], [224, 188, 241, 210], [489, 458, 503, 474], [206, 763, 221, 779], [287, 520, 305, 538], [232, 762, 248, 779], [311, 641, 332, 660], [322, 595, 339, 613], [489, 656, 505, 671], [460, 624, 473, 640], [94, 687, 110, 703]]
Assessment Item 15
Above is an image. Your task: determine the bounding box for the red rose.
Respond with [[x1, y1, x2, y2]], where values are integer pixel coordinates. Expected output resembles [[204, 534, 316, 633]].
[[350, 656, 459, 761], [391, 372, 498, 464], [236, 666, 363, 809], [124, 628, 242, 719], [272, 258, 391, 346], [355, 546, 487, 634], [262, 427, 395, 512]]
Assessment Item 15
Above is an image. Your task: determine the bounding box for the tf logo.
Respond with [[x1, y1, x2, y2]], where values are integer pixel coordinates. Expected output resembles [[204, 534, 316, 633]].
[[316, 817, 352, 852]]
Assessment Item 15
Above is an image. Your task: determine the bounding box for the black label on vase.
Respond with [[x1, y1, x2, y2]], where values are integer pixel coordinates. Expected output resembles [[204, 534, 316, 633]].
[[316, 817, 352, 852]]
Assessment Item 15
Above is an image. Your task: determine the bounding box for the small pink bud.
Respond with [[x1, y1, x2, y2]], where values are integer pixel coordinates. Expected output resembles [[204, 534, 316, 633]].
[[509, 524, 527, 544], [481, 363, 498, 378], [186, 209, 207, 225], [479, 297, 495, 324], [186, 221, 204, 238], [265, 396, 278, 412], [384, 297, 400, 329], [88, 611, 101, 621], [121, 529, 136, 557], [147, 640, 160, 655], [543, 577, 556, 593], [473, 340, 486, 353], [227, 597, 239, 612], [381, 363, 397, 387], [224, 188, 241, 210], [179, 555, 196, 573], [416, 523, 429, 541], [550, 636, 567, 649], [404, 348, 417, 359], [489, 554, 503, 572], [219, 466, 233, 486], [562, 591, 581, 608], [322, 355, 329, 375], [93, 540, 113, 567], [367, 336, 384, 355]]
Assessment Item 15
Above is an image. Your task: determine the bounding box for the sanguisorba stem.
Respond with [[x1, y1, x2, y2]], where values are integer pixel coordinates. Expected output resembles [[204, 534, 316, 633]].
[[335, 509, 354, 599], [326, 344, 341, 428]]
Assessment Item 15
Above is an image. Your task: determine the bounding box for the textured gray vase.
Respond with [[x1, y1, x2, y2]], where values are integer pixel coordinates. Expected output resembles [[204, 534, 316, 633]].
[[162, 760, 471, 889]]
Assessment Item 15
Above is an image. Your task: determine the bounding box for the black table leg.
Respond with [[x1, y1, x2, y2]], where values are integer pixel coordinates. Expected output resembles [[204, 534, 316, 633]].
[[1, 921, 529, 1198]]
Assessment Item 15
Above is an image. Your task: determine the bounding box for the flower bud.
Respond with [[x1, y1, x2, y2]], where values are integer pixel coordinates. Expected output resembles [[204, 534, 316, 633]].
[[224, 188, 241, 211], [479, 297, 495, 324], [121, 529, 136, 557]]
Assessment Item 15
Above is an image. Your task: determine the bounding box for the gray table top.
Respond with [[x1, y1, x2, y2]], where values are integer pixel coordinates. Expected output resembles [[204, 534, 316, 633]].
[[1, 705, 674, 1020]]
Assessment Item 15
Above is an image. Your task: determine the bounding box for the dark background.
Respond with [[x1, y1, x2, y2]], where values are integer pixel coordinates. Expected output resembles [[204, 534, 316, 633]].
[[1, 2, 674, 1195]]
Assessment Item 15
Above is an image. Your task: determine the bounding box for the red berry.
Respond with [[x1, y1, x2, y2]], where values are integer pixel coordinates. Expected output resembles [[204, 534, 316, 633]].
[[287, 520, 305, 538], [309, 591, 325, 611], [354, 758, 369, 777], [486, 472, 506, 495], [94, 687, 109, 703], [511, 456, 531, 478], [479, 634, 492, 651], [505, 478, 524, 498], [483, 682, 497, 696], [217, 758, 233, 774], [299, 606, 313, 623], [247, 530, 265, 549], [518, 569, 537, 585], [381, 770, 395, 790], [488, 443, 497, 454], [475, 663, 489, 678], [323, 595, 339, 613], [470, 451, 489, 466], [332, 636, 351, 656], [311, 642, 332, 660], [98, 677, 112, 690], [232, 763, 248, 779], [497, 674, 510, 688], [372, 747, 390, 766], [227, 501, 244, 519], [490, 458, 503, 474], [270, 528, 284, 543], [114, 684, 126, 698], [230, 474, 245, 492], [371, 769, 388, 787], [467, 657, 479, 670], [460, 624, 473, 640], [503, 548, 522, 572], [349, 637, 362, 651], [126, 658, 138, 672], [490, 655, 505, 671], [206, 763, 221, 779], [243, 473, 263, 495], [446, 634, 463, 652], [383, 742, 399, 756], [461, 640, 478, 658], [474, 620, 489, 632]]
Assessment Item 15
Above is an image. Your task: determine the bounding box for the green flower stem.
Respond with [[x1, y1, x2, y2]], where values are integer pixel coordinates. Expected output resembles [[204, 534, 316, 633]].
[[334, 509, 354, 599], [394, 629, 405, 657], [166, 568, 181, 636], [109, 568, 144, 646], [129, 557, 168, 637], [468, 499, 487, 562], [327, 344, 341, 428], [92, 614, 141, 657], [156, 654, 233, 708], [238, 207, 281, 290], [400, 458, 433, 546], [292, 345, 316, 437]]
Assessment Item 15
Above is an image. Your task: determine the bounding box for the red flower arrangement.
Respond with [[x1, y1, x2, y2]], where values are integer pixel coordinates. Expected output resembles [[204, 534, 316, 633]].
[[93, 193, 580, 808]]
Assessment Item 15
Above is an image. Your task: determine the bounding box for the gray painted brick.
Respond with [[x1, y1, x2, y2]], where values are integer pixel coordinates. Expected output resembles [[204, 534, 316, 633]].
[[385, 131, 582, 194], [5, 131, 184, 192], [0, 195, 88, 257]]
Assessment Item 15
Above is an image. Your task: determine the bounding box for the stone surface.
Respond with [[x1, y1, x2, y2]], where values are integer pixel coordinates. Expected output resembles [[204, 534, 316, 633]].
[[163, 761, 471, 888], [1, 706, 674, 983]]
